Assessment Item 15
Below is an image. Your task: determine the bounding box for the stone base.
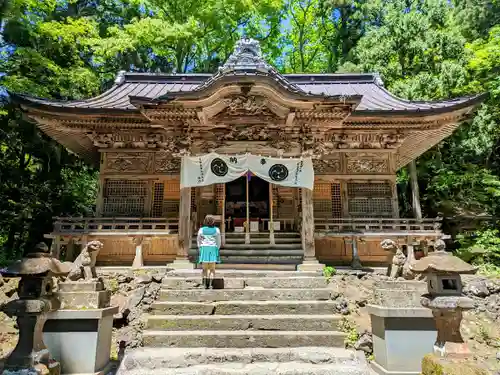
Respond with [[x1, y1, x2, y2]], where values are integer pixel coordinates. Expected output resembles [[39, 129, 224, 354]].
[[351, 257, 362, 269], [43, 307, 118, 375], [368, 305, 436, 375], [168, 259, 195, 270], [58, 280, 104, 292], [54, 290, 110, 309], [297, 260, 324, 272], [371, 360, 420, 375], [421, 354, 491, 375]]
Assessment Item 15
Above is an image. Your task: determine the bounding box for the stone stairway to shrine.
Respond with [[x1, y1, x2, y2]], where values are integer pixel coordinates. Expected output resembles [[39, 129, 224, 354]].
[[188, 232, 304, 267], [117, 270, 373, 375]]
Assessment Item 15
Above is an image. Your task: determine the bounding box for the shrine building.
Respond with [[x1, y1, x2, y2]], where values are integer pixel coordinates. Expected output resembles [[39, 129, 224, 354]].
[[11, 38, 485, 270]]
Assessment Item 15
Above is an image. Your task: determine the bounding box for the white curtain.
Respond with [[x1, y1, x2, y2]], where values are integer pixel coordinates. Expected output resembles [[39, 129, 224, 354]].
[[180, 152, 314, 190]]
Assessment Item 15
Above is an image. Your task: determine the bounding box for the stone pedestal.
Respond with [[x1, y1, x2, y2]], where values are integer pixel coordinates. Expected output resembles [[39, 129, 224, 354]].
[[368, 281, 437, 375], [54, 280, 110, 310], [43, 307, 118, 375], [45, 280, 117, 375]]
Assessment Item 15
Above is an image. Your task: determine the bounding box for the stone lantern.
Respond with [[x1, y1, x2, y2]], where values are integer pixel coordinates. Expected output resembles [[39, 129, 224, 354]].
[[409, 239, 477, 358], [0, 242, 71, 375]]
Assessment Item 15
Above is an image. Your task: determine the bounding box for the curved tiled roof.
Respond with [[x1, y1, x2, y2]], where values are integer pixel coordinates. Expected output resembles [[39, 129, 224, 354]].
[[12, 72, 483, 115]]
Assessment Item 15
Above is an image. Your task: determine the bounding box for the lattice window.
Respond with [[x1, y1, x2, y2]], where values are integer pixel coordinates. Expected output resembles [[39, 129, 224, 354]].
[[272, 184, 279, 217], [103, 180, 147, 217], [151, 182, 165, 217], [313, 182, 332, 218], [347, 182, 392, 217], [331, 183, 342, 218], [163, 200, 179, 218], [215, 184, 225, 215], [191, 188, 198, 213], [298, 188, 302, 213]]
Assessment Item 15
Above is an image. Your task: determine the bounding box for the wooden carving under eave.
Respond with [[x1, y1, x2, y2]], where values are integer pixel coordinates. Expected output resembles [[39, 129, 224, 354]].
[[313, 159, 342, 174], [154, 153, 181, 173], [346, 153, 389, 173], [303, 132, 406, 155], [104, 152, 153, 173], [212, 95, 282, 123], [88, 131, 191, 153]]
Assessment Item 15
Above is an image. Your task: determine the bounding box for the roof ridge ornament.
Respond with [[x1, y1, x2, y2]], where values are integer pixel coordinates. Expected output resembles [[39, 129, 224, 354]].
[[221, 37, 271, 73], [114, 70, 126, 85], [373, 72, 385, 87]]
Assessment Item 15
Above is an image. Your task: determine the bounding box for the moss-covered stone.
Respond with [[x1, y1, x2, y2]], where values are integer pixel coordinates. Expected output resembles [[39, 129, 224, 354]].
[[421, 354, 492, 375]]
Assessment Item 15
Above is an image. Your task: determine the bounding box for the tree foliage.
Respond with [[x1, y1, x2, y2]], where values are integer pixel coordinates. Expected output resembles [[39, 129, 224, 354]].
[[1, 0, 500, 264]]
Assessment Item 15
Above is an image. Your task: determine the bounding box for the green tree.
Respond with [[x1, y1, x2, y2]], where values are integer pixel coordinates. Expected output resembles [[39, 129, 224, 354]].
[[92, 0, 284, 74]]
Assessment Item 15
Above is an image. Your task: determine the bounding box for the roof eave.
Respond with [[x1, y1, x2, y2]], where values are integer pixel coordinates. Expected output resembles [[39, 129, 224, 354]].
[[10, 92, 142, 117], [350, 93, 487, 118]]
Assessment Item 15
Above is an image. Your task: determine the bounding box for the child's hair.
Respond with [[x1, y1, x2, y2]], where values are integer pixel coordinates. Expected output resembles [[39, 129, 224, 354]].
[[204, 215, 215, 227]]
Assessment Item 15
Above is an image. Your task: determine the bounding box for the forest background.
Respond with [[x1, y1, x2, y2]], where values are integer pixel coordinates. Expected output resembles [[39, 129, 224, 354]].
[[0, 0, 500, 272]]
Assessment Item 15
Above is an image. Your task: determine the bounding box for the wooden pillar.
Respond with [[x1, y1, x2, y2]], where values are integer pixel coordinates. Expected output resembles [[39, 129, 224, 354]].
[[351, 236, 362, 269], [132, 236, 144, 269], [65, 239, 76, 262], [409, 160, 422, 220], [298, 187, 324, 272], [269, 183, 275, 245], [170, 187, 194, 269], [221, 184, 226, 247], [96, 176, 105, 216], [50, 236, 61, 259], [245, 173, 250, 244]]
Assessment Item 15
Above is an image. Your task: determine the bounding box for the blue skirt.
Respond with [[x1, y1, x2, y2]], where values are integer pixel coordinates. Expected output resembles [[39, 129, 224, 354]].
[[198, 245, 220, 264]]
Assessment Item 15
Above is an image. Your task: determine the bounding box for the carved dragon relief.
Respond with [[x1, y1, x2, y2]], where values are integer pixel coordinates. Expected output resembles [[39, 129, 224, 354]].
[[154, 153, 181, 173], [208, 94, 284, 124], [313, 159, 342, 174], [88, 131, 193, 154], [346, 153, 390, 173], [301, 131, 406, 156], [105, 152, 153, 173]]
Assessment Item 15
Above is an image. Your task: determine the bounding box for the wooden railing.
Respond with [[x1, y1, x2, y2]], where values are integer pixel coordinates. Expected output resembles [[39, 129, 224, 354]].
[[52, 217, 179, 234], [261, 218, 297, 232], [315, 218, 442, 233]]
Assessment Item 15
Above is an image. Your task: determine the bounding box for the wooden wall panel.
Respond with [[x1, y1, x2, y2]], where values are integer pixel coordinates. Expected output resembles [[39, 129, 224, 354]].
[[357, 239, 388, 263], [315, 238, 350, 263], [315, 237, 388, 265], [144, 236, 178, 265], [95, 237, 135, 265]]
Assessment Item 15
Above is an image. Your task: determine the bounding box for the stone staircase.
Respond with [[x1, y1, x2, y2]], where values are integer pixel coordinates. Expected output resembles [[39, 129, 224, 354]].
[[188, 232, 304, 266], [117, 270, 373, 375]]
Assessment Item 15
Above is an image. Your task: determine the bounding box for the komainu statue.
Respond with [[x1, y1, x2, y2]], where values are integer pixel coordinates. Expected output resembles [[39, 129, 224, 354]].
[[66, 240, 103, 281], [381, 239, 406, 279]]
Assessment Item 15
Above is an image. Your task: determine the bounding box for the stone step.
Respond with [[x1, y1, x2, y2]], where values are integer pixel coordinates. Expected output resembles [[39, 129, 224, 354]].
[[161, 276, 328, 290], [158, 288, 332, 302], [226, 238, 302, 244], [216, 256, 302, 265], [189, 249, 303, 256], [193, 263, 299, 271], [191, 244, 303, 251], [192, 238, 302, 245], [117, 347, 370, 375], [146, 314, 341, 331], [150, 300, 339, 315], [223, 232, 300, 238], [142, 330, 346, 348], [162, 277, 327, 289], [118, 362, 370, 375], [167, 270, 322, 278]]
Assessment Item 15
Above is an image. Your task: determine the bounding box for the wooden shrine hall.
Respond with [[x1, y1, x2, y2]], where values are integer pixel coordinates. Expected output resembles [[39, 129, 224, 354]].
[[11, 38, 485, 270]]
